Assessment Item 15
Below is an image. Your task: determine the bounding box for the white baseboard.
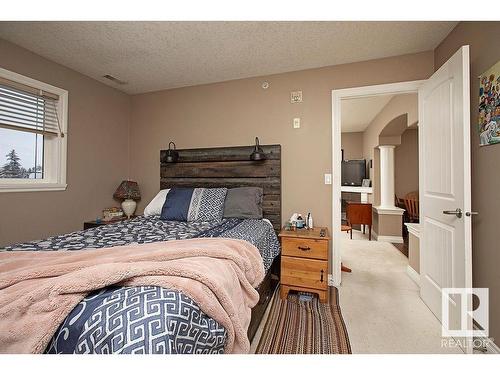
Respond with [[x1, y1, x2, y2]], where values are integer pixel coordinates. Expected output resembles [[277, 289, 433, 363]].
[[406, 265, 420, 286], [372, 231, 404, 243]]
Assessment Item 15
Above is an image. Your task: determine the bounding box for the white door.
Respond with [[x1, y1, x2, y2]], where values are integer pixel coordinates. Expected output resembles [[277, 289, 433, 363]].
[[418, 46, 472, 342]]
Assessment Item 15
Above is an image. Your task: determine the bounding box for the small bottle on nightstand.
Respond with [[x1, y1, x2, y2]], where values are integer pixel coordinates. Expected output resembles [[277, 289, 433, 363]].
[[307, 213, 313, 229]]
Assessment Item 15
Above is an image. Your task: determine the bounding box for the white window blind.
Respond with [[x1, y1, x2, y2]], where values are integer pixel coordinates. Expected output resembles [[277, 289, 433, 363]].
[[0, 77, 63, 137]]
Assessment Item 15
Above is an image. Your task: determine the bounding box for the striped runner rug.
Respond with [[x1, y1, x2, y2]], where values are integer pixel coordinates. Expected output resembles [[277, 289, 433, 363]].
[[256, 286, 351, 354]]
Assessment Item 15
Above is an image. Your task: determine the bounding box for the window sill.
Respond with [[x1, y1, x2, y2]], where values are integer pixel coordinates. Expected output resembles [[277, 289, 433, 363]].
[[0, 183, 67, 193]]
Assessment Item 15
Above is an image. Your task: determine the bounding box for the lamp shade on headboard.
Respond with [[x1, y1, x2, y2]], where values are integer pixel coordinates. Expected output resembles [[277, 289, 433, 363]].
[[250, 137, 266, 161], [113, 180, 141, 200]]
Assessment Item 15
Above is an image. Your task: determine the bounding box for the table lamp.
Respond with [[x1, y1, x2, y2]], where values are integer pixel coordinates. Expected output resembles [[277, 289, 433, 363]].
[[113, 180, 141, 218]]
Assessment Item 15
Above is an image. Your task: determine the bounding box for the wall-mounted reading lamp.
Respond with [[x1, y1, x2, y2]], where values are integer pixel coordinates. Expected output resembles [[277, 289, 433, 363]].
[[165, 141, 179, 163], [250, 137, 266, 161]]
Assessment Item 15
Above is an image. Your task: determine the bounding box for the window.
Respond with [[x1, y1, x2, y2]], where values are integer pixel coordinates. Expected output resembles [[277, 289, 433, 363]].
[[0, 67, 68, 192]]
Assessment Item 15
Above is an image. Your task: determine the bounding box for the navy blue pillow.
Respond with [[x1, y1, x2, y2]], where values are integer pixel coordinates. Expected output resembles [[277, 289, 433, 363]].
[[160, 188, 194, 221]]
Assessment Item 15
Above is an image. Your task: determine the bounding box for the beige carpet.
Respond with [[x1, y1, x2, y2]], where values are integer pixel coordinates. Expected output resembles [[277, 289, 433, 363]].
[[339, 230, 463, 353], [255, 287, 351, 354]]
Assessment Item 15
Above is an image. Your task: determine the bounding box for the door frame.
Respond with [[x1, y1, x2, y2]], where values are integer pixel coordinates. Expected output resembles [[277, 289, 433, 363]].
[[331, 80, 425, 286]]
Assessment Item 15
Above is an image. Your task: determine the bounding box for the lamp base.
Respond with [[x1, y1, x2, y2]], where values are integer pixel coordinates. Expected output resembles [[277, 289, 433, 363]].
[[121, 199, 137, 219]]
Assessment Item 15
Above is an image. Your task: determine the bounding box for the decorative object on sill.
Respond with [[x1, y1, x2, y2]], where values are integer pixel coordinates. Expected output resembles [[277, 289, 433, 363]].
[[164, 141, 179, 163], [102, 207, 124, 222], [362, 178, 371, 187], [250, 137, 266, 161], [478, 60, 500, 146], [113, 180, 141, 218]]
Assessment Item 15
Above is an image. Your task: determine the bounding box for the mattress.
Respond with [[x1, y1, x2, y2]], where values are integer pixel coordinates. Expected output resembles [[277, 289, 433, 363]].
[[3, 216, 280, 354]]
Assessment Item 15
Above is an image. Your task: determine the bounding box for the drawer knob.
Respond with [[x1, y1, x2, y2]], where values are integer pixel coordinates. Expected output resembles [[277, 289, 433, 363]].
[[320, 270, 324, 283], [298, 246, 311, 251]]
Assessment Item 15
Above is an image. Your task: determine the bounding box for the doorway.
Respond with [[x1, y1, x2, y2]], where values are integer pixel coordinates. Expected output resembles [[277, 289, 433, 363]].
[[339, 93, 419, 250], [331, 80, 424, 286], [330, 45, 473, 353]]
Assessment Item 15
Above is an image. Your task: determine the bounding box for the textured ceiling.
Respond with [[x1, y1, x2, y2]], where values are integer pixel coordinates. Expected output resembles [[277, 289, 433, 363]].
[[341, 95, 394, 132], [0, 21, 457, 94]]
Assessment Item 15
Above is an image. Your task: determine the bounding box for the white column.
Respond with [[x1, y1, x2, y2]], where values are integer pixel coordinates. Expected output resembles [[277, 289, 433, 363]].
[[379, 145, 396, 208]]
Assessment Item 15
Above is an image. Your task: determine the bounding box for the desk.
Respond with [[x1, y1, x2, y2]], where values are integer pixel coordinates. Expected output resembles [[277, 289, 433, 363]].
[[346, 202, 372, 240], [341, 186, 373, 203]]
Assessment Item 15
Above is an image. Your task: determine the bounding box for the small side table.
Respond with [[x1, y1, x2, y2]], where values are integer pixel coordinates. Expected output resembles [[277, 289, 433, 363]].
[[279, 227, 330, 303], [83, 216, 134, 230]]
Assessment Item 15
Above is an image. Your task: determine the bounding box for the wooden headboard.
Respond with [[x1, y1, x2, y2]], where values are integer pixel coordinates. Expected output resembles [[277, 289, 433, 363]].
[[160, 144, 281, 233]]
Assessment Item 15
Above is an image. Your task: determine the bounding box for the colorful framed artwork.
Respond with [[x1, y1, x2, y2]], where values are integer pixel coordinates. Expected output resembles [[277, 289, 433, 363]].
[[478, 60, 500, 146]]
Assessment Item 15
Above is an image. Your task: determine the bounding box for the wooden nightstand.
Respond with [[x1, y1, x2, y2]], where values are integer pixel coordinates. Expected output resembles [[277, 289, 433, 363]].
[[83, 216, 133, 230], [279, 226, 330, 303]]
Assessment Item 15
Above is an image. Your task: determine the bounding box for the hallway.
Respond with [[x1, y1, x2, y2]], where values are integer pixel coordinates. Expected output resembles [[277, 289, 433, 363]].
[[338, 230, 463, 353]]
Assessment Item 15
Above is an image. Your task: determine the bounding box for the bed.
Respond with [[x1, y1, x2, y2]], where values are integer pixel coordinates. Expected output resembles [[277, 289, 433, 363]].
[[0, 144, 282, 354], [4, 216, 279, 353]]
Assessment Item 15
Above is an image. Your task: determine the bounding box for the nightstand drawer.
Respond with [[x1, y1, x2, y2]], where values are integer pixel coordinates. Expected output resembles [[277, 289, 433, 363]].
[[282, 237, 328, 260], [281, 256, 328, 290]]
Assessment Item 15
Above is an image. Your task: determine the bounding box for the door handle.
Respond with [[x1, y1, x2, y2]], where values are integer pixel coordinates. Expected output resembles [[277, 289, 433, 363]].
[[442, 208, 462, 218], [466, 211, 479, 217]]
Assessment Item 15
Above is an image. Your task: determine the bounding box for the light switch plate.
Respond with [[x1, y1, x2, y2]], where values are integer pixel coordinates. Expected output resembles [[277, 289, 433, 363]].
[[290, 91, 303, 103], [293, 118, 300, 129], [324, 174, 332, 185], [328, 274, 334, 286]]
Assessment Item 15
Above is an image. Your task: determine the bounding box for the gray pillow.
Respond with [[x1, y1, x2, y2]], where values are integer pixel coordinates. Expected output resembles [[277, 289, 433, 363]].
[[223, 187, 263, 219]]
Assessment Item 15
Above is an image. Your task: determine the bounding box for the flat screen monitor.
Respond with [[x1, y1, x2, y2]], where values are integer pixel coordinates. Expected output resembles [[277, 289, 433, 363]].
[[341, 159, 366, 186]]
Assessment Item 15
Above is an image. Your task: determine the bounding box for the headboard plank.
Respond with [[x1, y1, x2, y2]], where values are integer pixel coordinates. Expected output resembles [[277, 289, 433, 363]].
[[160, 144, 281, 233], [161, 145, 280, 163], [160, 159, 280, 178]]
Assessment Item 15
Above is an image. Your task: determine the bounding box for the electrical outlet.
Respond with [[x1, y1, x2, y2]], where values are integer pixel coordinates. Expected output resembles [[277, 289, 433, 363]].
[[293, 117, 300, 129], [324, 173, 332, 185], [328, 274, 334, 286]]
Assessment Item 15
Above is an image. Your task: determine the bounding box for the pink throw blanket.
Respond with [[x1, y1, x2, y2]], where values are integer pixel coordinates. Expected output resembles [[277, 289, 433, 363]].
[[0, 238, 264, 354]]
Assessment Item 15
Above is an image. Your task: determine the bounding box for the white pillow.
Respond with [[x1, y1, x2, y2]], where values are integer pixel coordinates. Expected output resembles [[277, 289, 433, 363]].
[[143, 189, 170, 216]]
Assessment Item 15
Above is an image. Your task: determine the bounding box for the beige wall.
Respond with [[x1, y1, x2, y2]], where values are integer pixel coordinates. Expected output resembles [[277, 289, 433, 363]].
[[362, 93, 418, 204], [435, 21, 500, 344], [372, 210, 403, 238], [363, 94, 418, 177], [341, 132, 364, 160], [395, 128, 419, 198], [363, 93, 418, 161], [130, 51, 434, 234], [0, 39, 131, 247]]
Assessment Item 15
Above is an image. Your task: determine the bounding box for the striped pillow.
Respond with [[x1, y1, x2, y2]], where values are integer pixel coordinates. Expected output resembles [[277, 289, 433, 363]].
[[160, 187, 228, 222]]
